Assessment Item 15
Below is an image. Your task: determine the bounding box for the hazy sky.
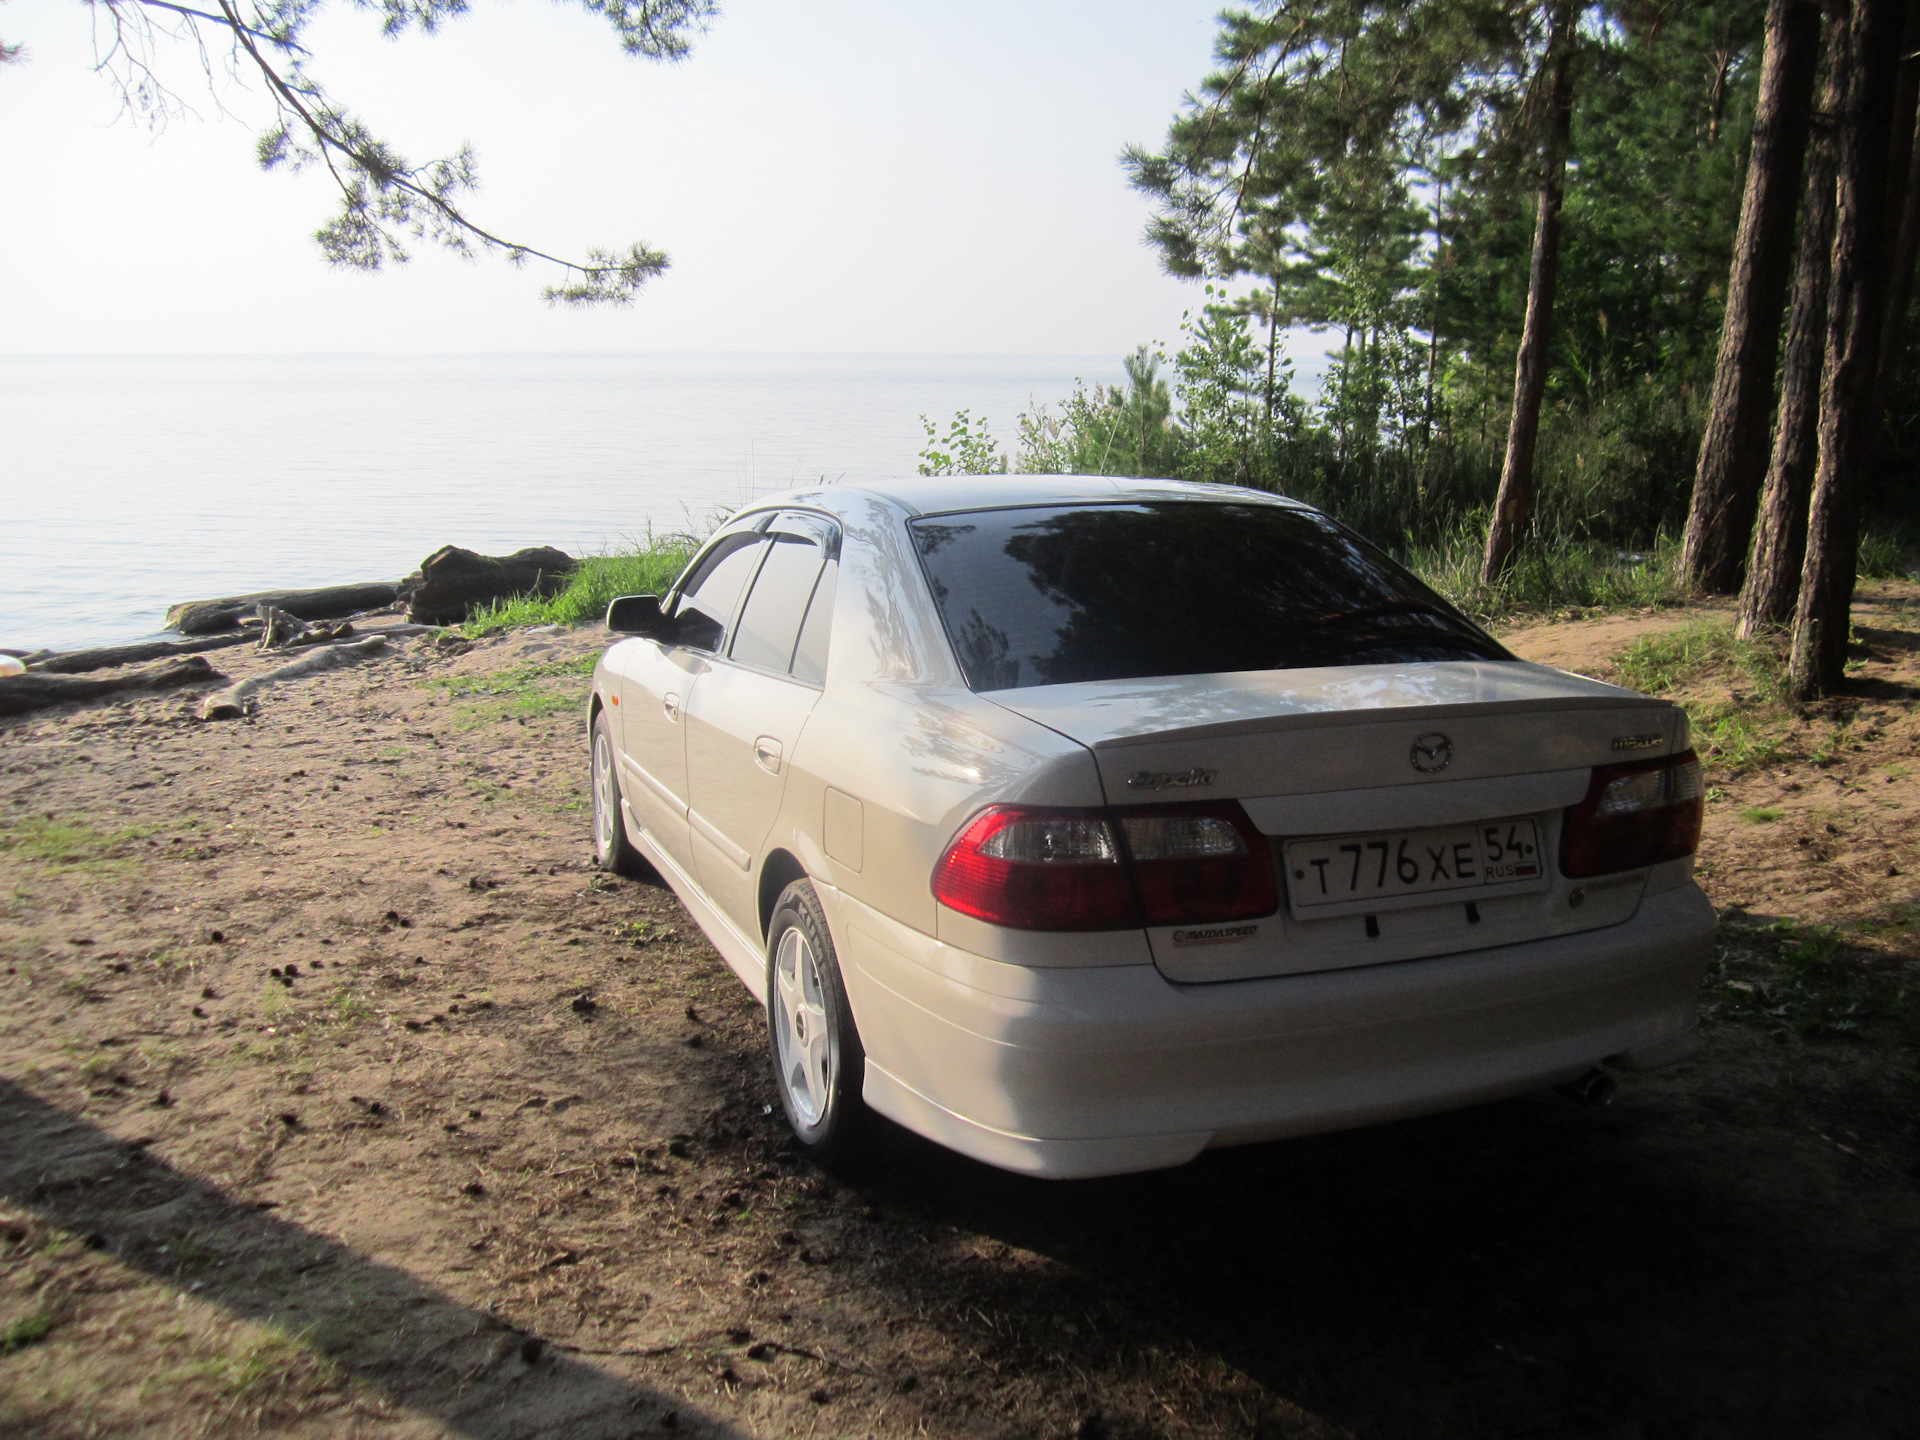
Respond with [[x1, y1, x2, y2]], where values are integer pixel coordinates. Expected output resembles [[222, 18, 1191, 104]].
[[2, 0, 1234, 354]]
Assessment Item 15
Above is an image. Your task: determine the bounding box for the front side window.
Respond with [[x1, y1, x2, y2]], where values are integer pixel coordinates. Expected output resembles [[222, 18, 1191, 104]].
[[673, 532, 765, 653], [909, 501, 1509, 691]]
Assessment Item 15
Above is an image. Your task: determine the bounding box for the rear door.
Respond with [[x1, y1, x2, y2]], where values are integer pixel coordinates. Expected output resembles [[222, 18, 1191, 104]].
[[683, 513, 838, 936], [610, 522, 767, 874]]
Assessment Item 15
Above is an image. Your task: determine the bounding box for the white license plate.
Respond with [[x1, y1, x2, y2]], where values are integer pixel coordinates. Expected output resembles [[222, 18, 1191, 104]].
[[1284, 819, 1544, 912]]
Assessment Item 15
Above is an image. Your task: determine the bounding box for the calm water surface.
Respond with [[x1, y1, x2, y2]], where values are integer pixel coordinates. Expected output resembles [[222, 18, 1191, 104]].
[[0, 353, 1117, 652]]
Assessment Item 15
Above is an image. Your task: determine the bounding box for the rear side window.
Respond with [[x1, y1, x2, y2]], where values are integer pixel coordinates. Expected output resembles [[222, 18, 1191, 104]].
[[909, 501, 1508, 691], [731, 534, 827, 673], [673, 533, 765, 653]]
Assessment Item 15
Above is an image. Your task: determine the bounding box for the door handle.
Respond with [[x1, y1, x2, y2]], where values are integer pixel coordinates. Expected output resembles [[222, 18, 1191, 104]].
[[663, 692, 680, 722], [754, 736, 782, 774]]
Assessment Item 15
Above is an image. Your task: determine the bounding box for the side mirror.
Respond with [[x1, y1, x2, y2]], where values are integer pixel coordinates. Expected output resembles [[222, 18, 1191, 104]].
[[605, 594, 673, 640]]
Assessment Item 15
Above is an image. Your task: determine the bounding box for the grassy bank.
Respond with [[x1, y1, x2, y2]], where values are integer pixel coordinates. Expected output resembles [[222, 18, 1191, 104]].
[[460, 539, 697, 635]]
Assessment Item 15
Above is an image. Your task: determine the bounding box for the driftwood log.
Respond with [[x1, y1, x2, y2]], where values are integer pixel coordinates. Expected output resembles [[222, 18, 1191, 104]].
[[0, 656, 219, 718], [200, 636, 389, 720], [166, 582, 400, 636], [252, 605, 354, 651], [403, 546, 574, 625], [27, 632, 259, 675]]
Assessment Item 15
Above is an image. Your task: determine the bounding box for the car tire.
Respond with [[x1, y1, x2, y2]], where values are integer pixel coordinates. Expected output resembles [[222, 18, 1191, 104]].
[[766, 879, 870, 1163], [590, 710, 652, 879]]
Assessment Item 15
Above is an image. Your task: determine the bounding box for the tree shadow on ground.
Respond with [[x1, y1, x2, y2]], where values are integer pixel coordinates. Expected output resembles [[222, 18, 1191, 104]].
[[852, 1082, 1920, 1440], [1851, 623, 1920, 657], [0, 1077, 744, 1440]]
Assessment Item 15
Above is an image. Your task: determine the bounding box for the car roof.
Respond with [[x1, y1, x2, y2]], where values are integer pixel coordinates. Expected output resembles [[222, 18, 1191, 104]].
[[739, 474, 1314, 521]]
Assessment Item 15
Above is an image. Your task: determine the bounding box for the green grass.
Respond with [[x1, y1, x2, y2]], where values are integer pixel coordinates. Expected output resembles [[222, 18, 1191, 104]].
[[1690, 708, 1792, 771], [1708, 920, 1918, 1039], [1405, 523, 1685, 625], [1857, 524, 1913, 579], [1810, 722, 1867, 768], [1610, 620, 1803, 773], [1613, 618, 1790, 700], [0, 1313, 54, 1354], [459, 538, 699, 636], [0, 817, 154, 867], [426, 656, 597, 727], [179, 1326, 337, 1407], [1739, 806, 1783, 824]]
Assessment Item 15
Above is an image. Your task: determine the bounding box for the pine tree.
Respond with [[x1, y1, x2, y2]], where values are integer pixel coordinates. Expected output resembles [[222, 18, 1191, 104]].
[[1791, 0, 1907, 697], [1739, 39, 1843, 639], [1678, 0, 1823, 596], [1480, 0, 1579, 582]]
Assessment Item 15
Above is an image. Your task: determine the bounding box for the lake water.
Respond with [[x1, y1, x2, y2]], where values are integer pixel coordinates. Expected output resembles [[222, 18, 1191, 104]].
[[0, 352, 1120, 653]]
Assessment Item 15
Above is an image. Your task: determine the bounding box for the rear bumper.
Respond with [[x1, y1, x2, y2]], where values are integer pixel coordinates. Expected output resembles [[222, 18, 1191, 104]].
[[827, 883, 1715, 1179]]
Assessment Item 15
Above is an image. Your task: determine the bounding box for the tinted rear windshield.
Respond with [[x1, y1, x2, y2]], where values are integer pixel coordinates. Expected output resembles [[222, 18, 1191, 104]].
[[910, 501, 1509, 691]]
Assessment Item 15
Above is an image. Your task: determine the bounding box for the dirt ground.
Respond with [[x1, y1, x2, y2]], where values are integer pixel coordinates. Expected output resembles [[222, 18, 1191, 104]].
[[2, 594, 1917, 1440]]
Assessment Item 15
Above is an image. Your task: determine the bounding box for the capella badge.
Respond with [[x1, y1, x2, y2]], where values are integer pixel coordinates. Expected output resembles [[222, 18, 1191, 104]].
[[1611, 733, 1665, 752], [1126, 767, 1217, 792], [1410, 732, 1453, 773]]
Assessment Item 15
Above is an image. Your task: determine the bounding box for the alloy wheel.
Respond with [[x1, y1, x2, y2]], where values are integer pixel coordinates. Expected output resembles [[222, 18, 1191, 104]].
[[772, 925, 836, 1128], [592, 729, 617, 862]]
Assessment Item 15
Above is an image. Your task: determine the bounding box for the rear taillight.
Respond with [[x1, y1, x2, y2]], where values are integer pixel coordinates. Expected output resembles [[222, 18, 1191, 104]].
[[933, 808, 1139, 931], [1117, 802, 1278, 926], [1560, 752, 1704, 879], [932, 802, 1278, 932]]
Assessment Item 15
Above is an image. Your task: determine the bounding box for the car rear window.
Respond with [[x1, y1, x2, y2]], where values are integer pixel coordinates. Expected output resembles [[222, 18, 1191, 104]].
[[909, 501, 1510, 691]]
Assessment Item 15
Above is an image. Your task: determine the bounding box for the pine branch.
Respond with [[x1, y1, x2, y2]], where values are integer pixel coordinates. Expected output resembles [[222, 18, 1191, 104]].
[[95, 0, 711, 304]]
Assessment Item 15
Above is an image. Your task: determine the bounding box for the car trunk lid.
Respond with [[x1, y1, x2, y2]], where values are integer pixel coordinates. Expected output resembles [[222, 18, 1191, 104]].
[[988, 661, 1686, 982]]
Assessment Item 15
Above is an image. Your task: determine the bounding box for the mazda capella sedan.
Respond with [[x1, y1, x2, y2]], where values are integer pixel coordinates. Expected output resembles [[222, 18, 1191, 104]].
[[589, 476, 1714, 1178]]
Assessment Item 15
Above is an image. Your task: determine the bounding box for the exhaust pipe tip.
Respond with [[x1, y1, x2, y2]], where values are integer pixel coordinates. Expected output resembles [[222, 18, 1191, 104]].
[[1558, 1068, 1617, 1109]]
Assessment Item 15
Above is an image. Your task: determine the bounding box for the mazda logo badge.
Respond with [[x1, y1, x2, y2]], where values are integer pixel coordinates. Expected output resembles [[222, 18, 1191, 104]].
[[1410, 732, 1453, 773]]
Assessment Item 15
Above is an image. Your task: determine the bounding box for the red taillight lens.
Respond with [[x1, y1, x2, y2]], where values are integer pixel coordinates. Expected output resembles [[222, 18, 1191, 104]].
[[1116, 802, 1278, 926], [1560, 752, 1704, 879], [932, 808, 1141, 931], [931, 802, 1279, 932]]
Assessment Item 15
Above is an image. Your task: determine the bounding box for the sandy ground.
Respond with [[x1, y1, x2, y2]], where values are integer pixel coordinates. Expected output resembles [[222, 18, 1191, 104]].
[[1, 596, 1917, 1440]]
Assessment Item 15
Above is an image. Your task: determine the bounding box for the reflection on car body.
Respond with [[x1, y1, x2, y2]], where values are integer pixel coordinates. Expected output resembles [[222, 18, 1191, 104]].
[[588, 476, 1714, 1179]]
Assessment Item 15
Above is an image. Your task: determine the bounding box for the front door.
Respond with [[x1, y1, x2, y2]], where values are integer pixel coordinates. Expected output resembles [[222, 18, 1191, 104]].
[[683, 518, 836, 937], [610, 523, 770, 876], [607, 640, 706, 874]]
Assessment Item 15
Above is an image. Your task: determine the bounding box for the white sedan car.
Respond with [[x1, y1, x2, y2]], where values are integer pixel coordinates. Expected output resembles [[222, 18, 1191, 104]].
[[588, 476, 1713, 1178]]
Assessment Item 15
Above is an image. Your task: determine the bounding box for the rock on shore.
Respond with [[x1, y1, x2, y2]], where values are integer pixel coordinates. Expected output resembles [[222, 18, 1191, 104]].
[[401, 546, 574, 626]]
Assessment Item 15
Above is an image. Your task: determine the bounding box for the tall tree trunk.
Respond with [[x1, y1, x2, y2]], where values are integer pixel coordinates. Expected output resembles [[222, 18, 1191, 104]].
[[1735, 39, 1835, 641], [1791, 0, 1907, 698], [1871, 7, 1920, 423], [1740, 41, 1843, 639], [1265, 290, 1280, 423], [1423, 319, 1441, 449], [1680, 0, 1823, 595], [1423, 192, 1446, 452], [1481, 0, 1579, 584]]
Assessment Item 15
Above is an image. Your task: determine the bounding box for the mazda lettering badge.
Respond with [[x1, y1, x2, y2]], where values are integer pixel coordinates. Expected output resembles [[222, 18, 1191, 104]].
[[1410, 732, 1453, 773]]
